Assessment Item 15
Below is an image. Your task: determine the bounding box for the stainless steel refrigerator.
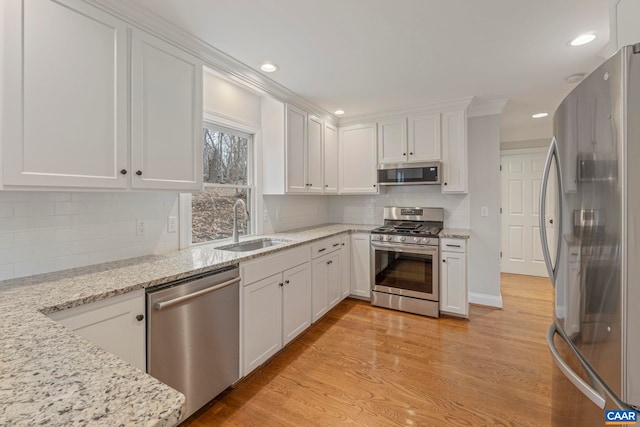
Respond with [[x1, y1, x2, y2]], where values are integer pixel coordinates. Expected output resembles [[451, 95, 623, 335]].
[[540, 43, 640, 425]]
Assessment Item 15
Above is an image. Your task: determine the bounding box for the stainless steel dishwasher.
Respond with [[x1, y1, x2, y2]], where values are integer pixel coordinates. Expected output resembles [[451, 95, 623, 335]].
[[146, 265, 240, 420]]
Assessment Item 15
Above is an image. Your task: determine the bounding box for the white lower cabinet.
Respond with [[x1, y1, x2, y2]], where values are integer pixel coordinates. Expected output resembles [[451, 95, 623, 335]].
[[242, 246, 311, 376], [47, 290, 146, 371], [340, 235, 351, 298], [440, 238, 469, 317], [350, 233, 372, 298], [311, 250, 341, 322]]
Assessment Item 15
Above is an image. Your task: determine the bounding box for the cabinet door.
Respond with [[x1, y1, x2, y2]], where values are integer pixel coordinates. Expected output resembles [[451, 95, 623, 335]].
[[441, 110, 468, 193], [307, 115, 324, 193], [327, 252, 342, 309], [286, 104, 307, 193], [3, 0, 128, 188], [351, 233, 371, 298], [339, 123, 378, 194], [323, 123, 339, 194], [311, 256, 329, 322], [408, 113, 441, 162], [340, 235, 352, 298], [243, 274, 283, 374], [48, 290, 145, 371], [131, 29, 203, 191], [377, 119, 407, 164], [440, 251, 468, 317], [282, 263, 312, 345]]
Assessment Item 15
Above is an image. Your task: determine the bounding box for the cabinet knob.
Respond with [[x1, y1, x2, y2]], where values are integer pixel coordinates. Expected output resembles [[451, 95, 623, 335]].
[[444, 182, 448, 186], [136, 170, 143, 176], [120, 169, 127, 175], [443, 259, 446, 263], [373, 184, 376, 187], [279, 282, 284, 287], [403, 153, 406, 156], [136, 314, 144, 321], [409, 152, 413, 155], [285, 280, 290, 284], [325, 184, 328, 187]]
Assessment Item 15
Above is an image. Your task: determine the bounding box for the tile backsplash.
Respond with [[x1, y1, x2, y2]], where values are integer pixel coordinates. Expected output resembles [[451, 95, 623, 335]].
[[0, 192, 179, 281], [328, 186, 470, 227], [262, 195, 330, 233]]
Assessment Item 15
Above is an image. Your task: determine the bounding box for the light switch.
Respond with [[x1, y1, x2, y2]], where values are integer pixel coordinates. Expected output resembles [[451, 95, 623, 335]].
[[481, 207, 489, 217]]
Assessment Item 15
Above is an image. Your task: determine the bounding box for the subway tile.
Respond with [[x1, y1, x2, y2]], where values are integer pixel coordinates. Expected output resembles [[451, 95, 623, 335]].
[[14, 202, 55, 217], [0, 204, 14, 218], [13, 229, 57, 247], [0, 233, 14, 249], [0, 264, 15, 281]]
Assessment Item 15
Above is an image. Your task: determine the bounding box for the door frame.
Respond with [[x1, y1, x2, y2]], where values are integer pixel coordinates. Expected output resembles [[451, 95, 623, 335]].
[[500, 146, 550, 275]]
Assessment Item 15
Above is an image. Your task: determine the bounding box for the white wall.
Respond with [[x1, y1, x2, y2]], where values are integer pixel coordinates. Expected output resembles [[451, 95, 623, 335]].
[[328, 187, 469, 228], [203, 69, 261, 127], [468, 115, 502, 307], [616, 0, 640, 49], [0, 192, 179, 281], [501, 138, 550, 151]]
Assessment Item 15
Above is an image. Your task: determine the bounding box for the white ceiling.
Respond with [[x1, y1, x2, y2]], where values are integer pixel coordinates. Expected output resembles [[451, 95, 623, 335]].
[[130, 0, 610, 142]]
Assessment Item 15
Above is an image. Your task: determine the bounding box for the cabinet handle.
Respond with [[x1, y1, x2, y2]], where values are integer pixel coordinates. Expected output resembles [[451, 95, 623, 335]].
[[120, 169, 127, 175], [318, 248, 326, 253], [327, 260, 332, 265], [136, 170, 142, 176], [333, 243, 340, 247], [285, 280, 290, 284], [446, 244, 461, 248], [279, 282, 284, 287], [136, 314, 144, 321]]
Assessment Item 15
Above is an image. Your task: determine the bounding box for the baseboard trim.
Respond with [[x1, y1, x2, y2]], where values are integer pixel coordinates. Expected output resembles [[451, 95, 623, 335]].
[[469, 292, 503, 308]]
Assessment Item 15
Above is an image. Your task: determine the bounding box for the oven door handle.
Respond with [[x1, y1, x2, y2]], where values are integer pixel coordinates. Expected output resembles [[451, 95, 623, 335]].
[[371, 241, 438, 255]]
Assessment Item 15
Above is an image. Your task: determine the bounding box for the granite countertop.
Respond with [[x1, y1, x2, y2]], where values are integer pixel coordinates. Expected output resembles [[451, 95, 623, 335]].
[[439, 228, 471, 239], [0, 223, 376, 427]]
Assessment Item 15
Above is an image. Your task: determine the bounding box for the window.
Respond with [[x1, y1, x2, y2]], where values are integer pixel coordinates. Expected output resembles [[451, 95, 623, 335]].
[[190, 123, 253, 244]]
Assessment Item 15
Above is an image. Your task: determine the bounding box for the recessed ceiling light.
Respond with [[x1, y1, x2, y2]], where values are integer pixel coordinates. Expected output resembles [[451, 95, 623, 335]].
[[334, 110, 345, 115], [532, 112, 549, 119], [566, 73, 586, 84], [260, 62, 279, 73], [570, 33, 596, 46]]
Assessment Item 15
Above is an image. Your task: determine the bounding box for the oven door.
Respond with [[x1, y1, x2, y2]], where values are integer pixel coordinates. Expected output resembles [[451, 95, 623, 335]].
[[371, 241, 439, 301]]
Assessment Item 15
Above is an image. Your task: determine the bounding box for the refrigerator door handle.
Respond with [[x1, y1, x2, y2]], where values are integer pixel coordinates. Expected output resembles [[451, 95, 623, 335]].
[[546, 323, 606, 409], [539, 137, 563, 284]]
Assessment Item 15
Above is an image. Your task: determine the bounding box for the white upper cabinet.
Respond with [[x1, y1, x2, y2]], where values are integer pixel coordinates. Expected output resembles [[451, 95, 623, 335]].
[[377, 119, 407, 164], [2, 0, 128, 188], [2, 1, 204, 191], [339, 123, 378, 194], [441, 110, 468, 193], [306, 115, 324, 193], [286, 104, 308, 193], [323, 123, 339, 194], [408, 113, 441, 162], [131, 29, 203, 191]]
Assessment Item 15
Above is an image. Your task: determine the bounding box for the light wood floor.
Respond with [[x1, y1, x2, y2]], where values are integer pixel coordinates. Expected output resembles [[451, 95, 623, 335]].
[[184, 273, 554, 427]]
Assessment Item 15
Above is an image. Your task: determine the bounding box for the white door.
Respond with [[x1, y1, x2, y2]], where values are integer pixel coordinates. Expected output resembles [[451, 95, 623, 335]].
[[340, 236, 351, 298], [501, 151, 557, 277]]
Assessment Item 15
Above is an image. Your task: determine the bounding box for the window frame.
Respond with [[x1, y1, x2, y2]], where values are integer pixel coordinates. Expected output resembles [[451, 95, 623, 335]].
[[180, 115, 259, 248]]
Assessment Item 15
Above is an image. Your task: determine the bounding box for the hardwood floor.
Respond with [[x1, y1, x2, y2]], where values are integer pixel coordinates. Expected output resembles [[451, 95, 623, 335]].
[[184, 273, 554, 427]]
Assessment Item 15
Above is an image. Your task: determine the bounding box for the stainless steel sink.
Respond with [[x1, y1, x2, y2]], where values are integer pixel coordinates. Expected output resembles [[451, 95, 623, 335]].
[[219, 239, 287, 252]]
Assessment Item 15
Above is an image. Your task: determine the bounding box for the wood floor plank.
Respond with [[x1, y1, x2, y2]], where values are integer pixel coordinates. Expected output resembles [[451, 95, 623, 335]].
[[183, 273, 554, 426]]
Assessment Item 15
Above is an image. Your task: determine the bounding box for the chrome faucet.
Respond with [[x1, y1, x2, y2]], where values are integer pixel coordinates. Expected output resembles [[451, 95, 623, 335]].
[[232, 199, 249, 243]]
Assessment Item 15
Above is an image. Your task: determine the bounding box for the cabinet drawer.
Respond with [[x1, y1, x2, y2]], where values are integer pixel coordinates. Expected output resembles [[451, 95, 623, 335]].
[[440, 238, 466, 253], [311, 236, 342, 258], [242, 245, 310, 285]]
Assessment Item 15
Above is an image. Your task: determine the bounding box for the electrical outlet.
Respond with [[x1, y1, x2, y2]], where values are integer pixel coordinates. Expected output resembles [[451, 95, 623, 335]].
[[136, 218, 146, 236], [167, 216, 177, 233], [263, 209, 269, 222]]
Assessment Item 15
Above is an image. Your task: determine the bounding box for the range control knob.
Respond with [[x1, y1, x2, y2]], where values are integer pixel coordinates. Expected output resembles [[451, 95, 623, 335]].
[[413, 237, 419, 243], [399, 236, 406, 242], [422, 237, 429, 243], [385, 235, 393, 242]]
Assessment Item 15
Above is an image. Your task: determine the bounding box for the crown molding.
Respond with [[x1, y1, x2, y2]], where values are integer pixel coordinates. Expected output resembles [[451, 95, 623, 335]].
[[337, 96, 474, 126], [467, 98, 508, 118], [84, 0, 338, 124]]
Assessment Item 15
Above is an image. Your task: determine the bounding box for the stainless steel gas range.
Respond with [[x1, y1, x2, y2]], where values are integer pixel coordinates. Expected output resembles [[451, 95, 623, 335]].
[[370, 207, 443, 317]]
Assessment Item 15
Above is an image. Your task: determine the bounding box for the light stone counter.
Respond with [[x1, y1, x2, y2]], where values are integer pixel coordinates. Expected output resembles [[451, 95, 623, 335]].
[[439, 228, 471, 239], [0, 223, 375, 427]]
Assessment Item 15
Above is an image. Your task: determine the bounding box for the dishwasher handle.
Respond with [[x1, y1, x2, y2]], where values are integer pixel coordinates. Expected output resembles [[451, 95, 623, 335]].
[[154, 277, 241, 311]]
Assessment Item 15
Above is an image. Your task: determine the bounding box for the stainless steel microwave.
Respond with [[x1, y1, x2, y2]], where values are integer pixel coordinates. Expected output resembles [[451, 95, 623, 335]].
[[377, 161, 441, 185]]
